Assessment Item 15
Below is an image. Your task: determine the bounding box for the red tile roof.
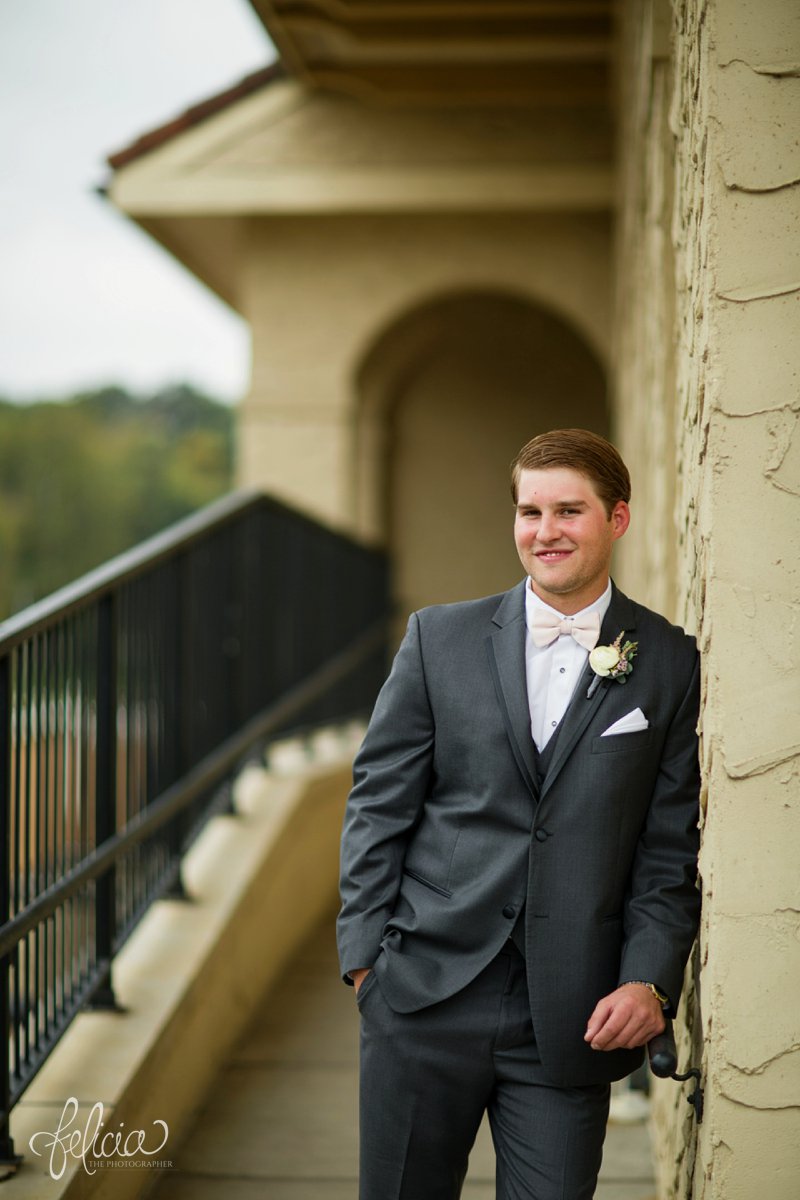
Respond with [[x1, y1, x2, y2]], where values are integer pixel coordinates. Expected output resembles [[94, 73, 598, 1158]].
[[107, 61, 285, 170]]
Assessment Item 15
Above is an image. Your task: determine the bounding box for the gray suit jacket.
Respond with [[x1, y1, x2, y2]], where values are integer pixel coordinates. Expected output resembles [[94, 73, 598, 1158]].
[[337, 580, 701, 1086]]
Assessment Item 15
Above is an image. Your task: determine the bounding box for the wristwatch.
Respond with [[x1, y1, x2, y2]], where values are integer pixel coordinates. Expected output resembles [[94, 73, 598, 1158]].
[[623, 980, 670, 1009]]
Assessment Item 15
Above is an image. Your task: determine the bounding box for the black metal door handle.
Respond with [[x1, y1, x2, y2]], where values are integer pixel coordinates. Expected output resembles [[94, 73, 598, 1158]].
[[646, 1018, 704, 1123]]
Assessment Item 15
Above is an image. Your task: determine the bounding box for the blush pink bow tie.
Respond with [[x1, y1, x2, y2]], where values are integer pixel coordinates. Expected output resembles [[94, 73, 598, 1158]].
[[530, 609, 601, 651]]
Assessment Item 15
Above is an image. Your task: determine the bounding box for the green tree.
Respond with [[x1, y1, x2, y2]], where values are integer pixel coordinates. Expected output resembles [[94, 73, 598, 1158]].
[[0, 385, 235, 620]]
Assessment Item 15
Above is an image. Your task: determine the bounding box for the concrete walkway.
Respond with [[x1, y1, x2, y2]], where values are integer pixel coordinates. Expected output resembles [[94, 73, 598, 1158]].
[[146, 913, 656, 1199]]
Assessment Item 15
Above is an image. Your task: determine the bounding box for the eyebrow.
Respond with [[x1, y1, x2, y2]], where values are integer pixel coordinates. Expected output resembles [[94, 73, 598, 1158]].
[[516, 499, 589, 510]]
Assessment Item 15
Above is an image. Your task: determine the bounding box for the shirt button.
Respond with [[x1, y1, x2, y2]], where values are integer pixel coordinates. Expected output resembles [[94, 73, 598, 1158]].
[[559, 667, 566, 674], [551, 721, 557, 727]]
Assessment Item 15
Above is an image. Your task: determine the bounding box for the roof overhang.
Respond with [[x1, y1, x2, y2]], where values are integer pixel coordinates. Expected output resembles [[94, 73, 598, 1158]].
[[247, 1, 613, 108], [105, 2, 616, 311], [109, 79, 613, 218]]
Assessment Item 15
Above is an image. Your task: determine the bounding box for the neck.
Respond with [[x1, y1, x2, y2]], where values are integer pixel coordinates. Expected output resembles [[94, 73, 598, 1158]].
[[528, 576, 610, 617]]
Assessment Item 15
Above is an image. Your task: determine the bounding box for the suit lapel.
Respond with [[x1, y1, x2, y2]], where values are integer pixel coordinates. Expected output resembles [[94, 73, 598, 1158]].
[[539, 582, 638, 800], [485, 582, 540, 799]]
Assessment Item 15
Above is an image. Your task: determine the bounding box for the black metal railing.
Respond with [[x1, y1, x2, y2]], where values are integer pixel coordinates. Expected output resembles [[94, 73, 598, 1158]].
[[0, 490, 389, 1161]]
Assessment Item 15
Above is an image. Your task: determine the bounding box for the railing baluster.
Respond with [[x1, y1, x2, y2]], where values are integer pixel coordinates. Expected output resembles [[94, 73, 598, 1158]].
[[41, 628, 54, 1032], [54, 619, 66, 1022], [35, 638, 49, 1051], [77, 614, 87, 1003], [9, 653, 19, 1095], [165, 552, 190, 900], [122, 585, 132, 930], [0, 653, 20, 1163], [90, 595, 119, 1010], [21, 642, 32, 1074], [76, 611, 90, 1008]]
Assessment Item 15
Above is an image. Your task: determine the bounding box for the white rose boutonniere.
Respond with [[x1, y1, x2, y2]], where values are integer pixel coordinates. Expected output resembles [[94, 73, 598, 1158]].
[[587, 631, 638, 697], [588, 644, 621, 676]]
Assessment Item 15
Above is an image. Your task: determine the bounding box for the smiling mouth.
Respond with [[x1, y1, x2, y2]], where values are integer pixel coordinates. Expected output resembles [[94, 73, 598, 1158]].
[[535, 550, 573, 560]]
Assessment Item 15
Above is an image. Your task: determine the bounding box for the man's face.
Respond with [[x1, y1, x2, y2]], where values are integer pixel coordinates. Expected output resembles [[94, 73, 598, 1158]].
[[513, 467, 629, 613]]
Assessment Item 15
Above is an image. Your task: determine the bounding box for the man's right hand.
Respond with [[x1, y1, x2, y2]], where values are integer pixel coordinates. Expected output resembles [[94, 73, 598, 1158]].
[[349, 967, 372, 994]]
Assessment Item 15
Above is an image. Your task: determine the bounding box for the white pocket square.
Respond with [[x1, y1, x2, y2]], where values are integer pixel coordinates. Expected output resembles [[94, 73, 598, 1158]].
[[601, 707, 649, 737]]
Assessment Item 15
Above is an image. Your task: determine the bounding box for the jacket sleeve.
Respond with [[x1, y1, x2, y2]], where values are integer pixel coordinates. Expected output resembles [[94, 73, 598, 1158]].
[[618, 647, 702, 1014], [336, 611, 435, 982]]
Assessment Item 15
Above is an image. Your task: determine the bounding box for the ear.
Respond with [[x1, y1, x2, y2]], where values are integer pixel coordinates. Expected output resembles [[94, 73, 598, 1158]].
[[610, 501, 630, 541]]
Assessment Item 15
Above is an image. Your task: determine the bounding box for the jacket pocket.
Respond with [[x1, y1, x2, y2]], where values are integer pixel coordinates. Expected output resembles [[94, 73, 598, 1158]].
[[402, 867, 453, 898], [590, 729, 655, 754]]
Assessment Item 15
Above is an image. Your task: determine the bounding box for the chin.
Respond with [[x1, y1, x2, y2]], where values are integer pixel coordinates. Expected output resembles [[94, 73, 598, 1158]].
[[530, 566, 575, 589], [538, 582, 574, 597]]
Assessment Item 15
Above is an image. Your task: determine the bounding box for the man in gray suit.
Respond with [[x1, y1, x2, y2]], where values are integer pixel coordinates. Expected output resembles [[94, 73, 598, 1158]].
[[338, 429, 701, 1200]]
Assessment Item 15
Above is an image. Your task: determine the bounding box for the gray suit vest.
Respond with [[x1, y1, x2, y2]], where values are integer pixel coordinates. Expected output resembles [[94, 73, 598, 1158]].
[[510, 730, 560, 956]]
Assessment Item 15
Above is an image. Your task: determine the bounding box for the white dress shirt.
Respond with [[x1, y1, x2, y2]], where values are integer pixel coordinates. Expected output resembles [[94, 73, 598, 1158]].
[[524, 579, 612, 751]]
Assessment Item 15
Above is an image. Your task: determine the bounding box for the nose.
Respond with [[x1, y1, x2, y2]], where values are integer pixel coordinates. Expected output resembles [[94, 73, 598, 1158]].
[[537, 512, 560, 543]]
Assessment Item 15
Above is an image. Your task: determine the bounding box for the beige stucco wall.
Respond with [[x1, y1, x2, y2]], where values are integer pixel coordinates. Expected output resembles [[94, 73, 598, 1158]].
[[382, 293, 607, 617], [237, 211, 612, 550], [237, 211, 613, 621], [615, 1, 800, 1196], [109, 80, 613, 308]]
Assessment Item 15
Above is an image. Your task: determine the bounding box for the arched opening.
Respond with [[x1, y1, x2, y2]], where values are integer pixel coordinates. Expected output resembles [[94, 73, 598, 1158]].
[[355, 290, 608, 621]]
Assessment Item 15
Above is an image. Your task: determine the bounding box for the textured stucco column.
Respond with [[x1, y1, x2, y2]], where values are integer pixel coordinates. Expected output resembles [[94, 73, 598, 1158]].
[[672, 1, 800, 1195], [617, 1, 800, 1196], [613, 1, 679, 619]]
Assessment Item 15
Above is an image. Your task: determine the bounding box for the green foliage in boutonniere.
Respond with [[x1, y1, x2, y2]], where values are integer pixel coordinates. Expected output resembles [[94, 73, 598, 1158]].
[[586, 631, 638, 697]]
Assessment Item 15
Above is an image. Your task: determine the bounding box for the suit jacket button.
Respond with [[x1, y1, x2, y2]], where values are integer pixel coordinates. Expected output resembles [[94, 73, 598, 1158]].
[[534, 828, 549, 842], [502, 904, 516, 919]]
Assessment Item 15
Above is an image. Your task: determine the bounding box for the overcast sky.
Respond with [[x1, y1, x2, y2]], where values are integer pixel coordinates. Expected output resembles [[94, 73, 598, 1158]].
[[0, 0, 275, 403]]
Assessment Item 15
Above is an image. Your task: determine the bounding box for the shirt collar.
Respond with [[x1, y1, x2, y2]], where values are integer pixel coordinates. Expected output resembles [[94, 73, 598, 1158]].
[[524, 577, 612, 631]]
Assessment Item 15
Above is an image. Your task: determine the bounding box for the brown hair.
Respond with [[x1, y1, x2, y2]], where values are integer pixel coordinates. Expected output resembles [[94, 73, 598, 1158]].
[[510, 429, 631, 517]]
